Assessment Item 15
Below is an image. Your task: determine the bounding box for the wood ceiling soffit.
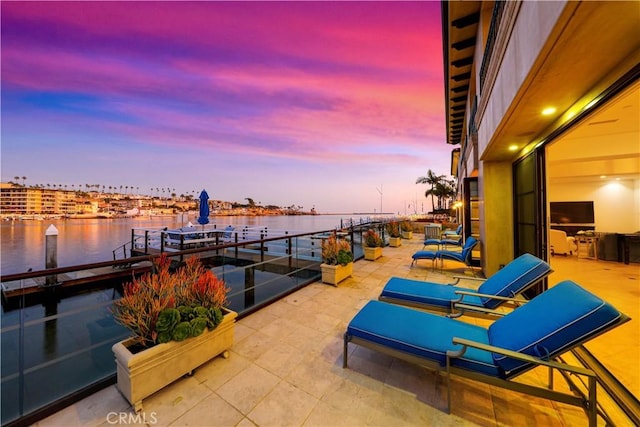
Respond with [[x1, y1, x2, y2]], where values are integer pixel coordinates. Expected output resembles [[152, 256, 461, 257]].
[[452, 57, 473, 68], [452, 12, 480, 29], [452, 37, 476, 50]]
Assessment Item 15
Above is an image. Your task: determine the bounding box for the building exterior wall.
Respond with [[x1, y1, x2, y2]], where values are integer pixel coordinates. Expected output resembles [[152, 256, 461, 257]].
[[0, 186, 79, 216], [479, 161, 514, 274], [448, 1, 639, 275], [477, 1, 568, 156]]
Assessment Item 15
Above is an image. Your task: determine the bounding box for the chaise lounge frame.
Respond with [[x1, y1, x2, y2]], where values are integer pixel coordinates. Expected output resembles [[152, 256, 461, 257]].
[[381, 253, 552, 319], [344, 282, 630, 426]]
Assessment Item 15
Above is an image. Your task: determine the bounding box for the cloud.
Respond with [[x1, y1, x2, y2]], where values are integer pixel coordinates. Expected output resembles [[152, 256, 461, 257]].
[[1, 1, 449, 212]]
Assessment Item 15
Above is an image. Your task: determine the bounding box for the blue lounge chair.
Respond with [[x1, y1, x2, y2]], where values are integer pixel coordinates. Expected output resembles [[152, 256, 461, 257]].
[[423, 234, 462, 249], [345, 281, 629, 426], [380, 253, 551, 317], [442, 224, 462, 237], [411, 236, 478, 270]]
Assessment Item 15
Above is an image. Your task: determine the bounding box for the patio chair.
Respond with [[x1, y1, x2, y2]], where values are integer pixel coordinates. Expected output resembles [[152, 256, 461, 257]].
[[437, 237, 479, 271], [423, 234, 463, 250], [344, 280, 629, 426], [442, 224, 462, 237], [411, 236, 478, 271], [222, 225, 235, 240], [380, 253, 551, 318]]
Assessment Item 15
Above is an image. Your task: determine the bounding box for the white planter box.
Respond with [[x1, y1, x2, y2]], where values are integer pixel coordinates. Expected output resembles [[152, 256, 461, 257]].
[[363, 246, 383, 261], [321, 262, 353, 286], [112, 309, 237, 412], [388, 237, 402, 247]]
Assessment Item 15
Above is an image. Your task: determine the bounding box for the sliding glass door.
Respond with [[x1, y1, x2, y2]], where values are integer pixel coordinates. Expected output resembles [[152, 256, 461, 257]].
[[513, 149, 547, 295]]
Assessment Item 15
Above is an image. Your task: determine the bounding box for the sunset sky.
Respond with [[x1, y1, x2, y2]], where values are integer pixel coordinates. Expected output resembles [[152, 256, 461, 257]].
[[1, 1, 449, 214]]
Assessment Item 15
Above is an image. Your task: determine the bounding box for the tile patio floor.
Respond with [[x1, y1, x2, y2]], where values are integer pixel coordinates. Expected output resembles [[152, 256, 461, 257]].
[[36, 233, 639, 426]]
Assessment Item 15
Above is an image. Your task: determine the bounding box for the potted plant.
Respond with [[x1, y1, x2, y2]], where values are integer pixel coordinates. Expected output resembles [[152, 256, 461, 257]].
[[401, 221, 413, 239], [363, 229, 384, 260], [111, 254, 236, 412], [386, 221, 402, 247], [320, 234, 354, 286]]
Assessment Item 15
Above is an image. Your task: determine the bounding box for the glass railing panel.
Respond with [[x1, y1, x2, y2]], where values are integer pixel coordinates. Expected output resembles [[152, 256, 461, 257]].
[[0, 225, 383, 424], [213, 235, 322, 315], [1, 286, 129, 425]]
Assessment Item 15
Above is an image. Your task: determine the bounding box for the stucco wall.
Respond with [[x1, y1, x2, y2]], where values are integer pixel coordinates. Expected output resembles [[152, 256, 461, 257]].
[[479, 161, 514, 276], [477, 0, 566, 155]]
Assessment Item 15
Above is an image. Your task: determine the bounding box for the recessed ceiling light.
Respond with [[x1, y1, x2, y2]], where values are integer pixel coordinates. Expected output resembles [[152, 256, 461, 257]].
[[600, 175, 607, 179], [508, 144, 519, 151], [541, 107, 556, 116]]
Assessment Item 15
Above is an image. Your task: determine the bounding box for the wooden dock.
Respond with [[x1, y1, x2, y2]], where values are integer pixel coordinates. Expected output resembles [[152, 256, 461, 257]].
[[1, 262, 152, 301]]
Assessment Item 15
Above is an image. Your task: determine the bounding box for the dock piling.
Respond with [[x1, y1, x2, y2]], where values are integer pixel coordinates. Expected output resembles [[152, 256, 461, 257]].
[[45, 224, 58, 285]]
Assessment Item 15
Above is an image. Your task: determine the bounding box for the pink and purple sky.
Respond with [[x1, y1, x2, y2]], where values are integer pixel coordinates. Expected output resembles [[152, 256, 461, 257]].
[[1, 1, 449, 214]]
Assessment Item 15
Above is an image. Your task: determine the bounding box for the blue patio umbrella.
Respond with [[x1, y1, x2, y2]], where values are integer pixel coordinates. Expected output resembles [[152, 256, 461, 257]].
[[197, 189, 210, 225]]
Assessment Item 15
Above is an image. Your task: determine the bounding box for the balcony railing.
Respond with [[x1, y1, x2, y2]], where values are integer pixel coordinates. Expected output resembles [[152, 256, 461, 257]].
[[0, 219, 392, 426]]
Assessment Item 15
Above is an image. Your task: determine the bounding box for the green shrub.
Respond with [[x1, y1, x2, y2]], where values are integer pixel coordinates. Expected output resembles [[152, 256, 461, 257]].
[[172, 322, 192, 341], [190, 317, 208, 337]]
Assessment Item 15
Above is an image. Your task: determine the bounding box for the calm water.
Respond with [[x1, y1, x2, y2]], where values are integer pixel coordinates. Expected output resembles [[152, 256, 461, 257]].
[[0, 214, 377, 275]]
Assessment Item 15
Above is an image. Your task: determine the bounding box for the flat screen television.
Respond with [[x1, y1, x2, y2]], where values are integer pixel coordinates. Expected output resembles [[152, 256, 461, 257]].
[[550, 201, 595, 224]]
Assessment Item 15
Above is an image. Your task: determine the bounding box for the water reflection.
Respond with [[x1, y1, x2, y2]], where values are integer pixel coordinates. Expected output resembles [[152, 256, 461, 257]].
[[1, 214, 375, 275]]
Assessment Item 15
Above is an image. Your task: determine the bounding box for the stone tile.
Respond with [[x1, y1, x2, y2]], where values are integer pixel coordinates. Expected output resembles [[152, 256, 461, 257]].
[[278, 322, 326, 352], [254, 341, 306, 378], [302, 400, 363, 426], [258, 316, 299, 340], [137, 375, 213, 426], [239, 309, 280, 331], [169, 393, 243, 427], [286, 354, 347, 399], [194, 351, 252, 391], [34, 386, 130, 427], [232, 329, 278, 361], [216, 364, 280, 414], [232, 322, 256, 343], [236, 417, 257, 427], [247, 381, 317, 426]]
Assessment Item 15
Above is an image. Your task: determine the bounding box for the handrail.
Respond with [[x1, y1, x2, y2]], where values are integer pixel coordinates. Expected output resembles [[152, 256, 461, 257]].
[[1, 227, 349, 282], [2, 219, 394, 283]]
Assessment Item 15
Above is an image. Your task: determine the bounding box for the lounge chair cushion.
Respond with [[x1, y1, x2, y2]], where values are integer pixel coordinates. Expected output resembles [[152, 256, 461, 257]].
[[476, 253, 551, 309], [347, 300, 499, 376], [488, 280, 623, 375], [423, 239, 442, 246], [412, 250, 437, 261], [380, 277, 483, 308]]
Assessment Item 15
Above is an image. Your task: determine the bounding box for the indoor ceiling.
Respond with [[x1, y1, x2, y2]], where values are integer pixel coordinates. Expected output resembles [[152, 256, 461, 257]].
[[547, 81, 640, 183]]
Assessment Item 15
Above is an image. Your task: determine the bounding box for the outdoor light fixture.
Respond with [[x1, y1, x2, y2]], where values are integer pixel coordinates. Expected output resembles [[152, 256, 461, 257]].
[[508, 144, 519, 151]]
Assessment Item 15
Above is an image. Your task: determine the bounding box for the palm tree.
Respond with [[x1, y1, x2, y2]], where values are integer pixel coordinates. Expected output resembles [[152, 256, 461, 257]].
[[416, 169, 443, 212], [431, 180, 455, 210]]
